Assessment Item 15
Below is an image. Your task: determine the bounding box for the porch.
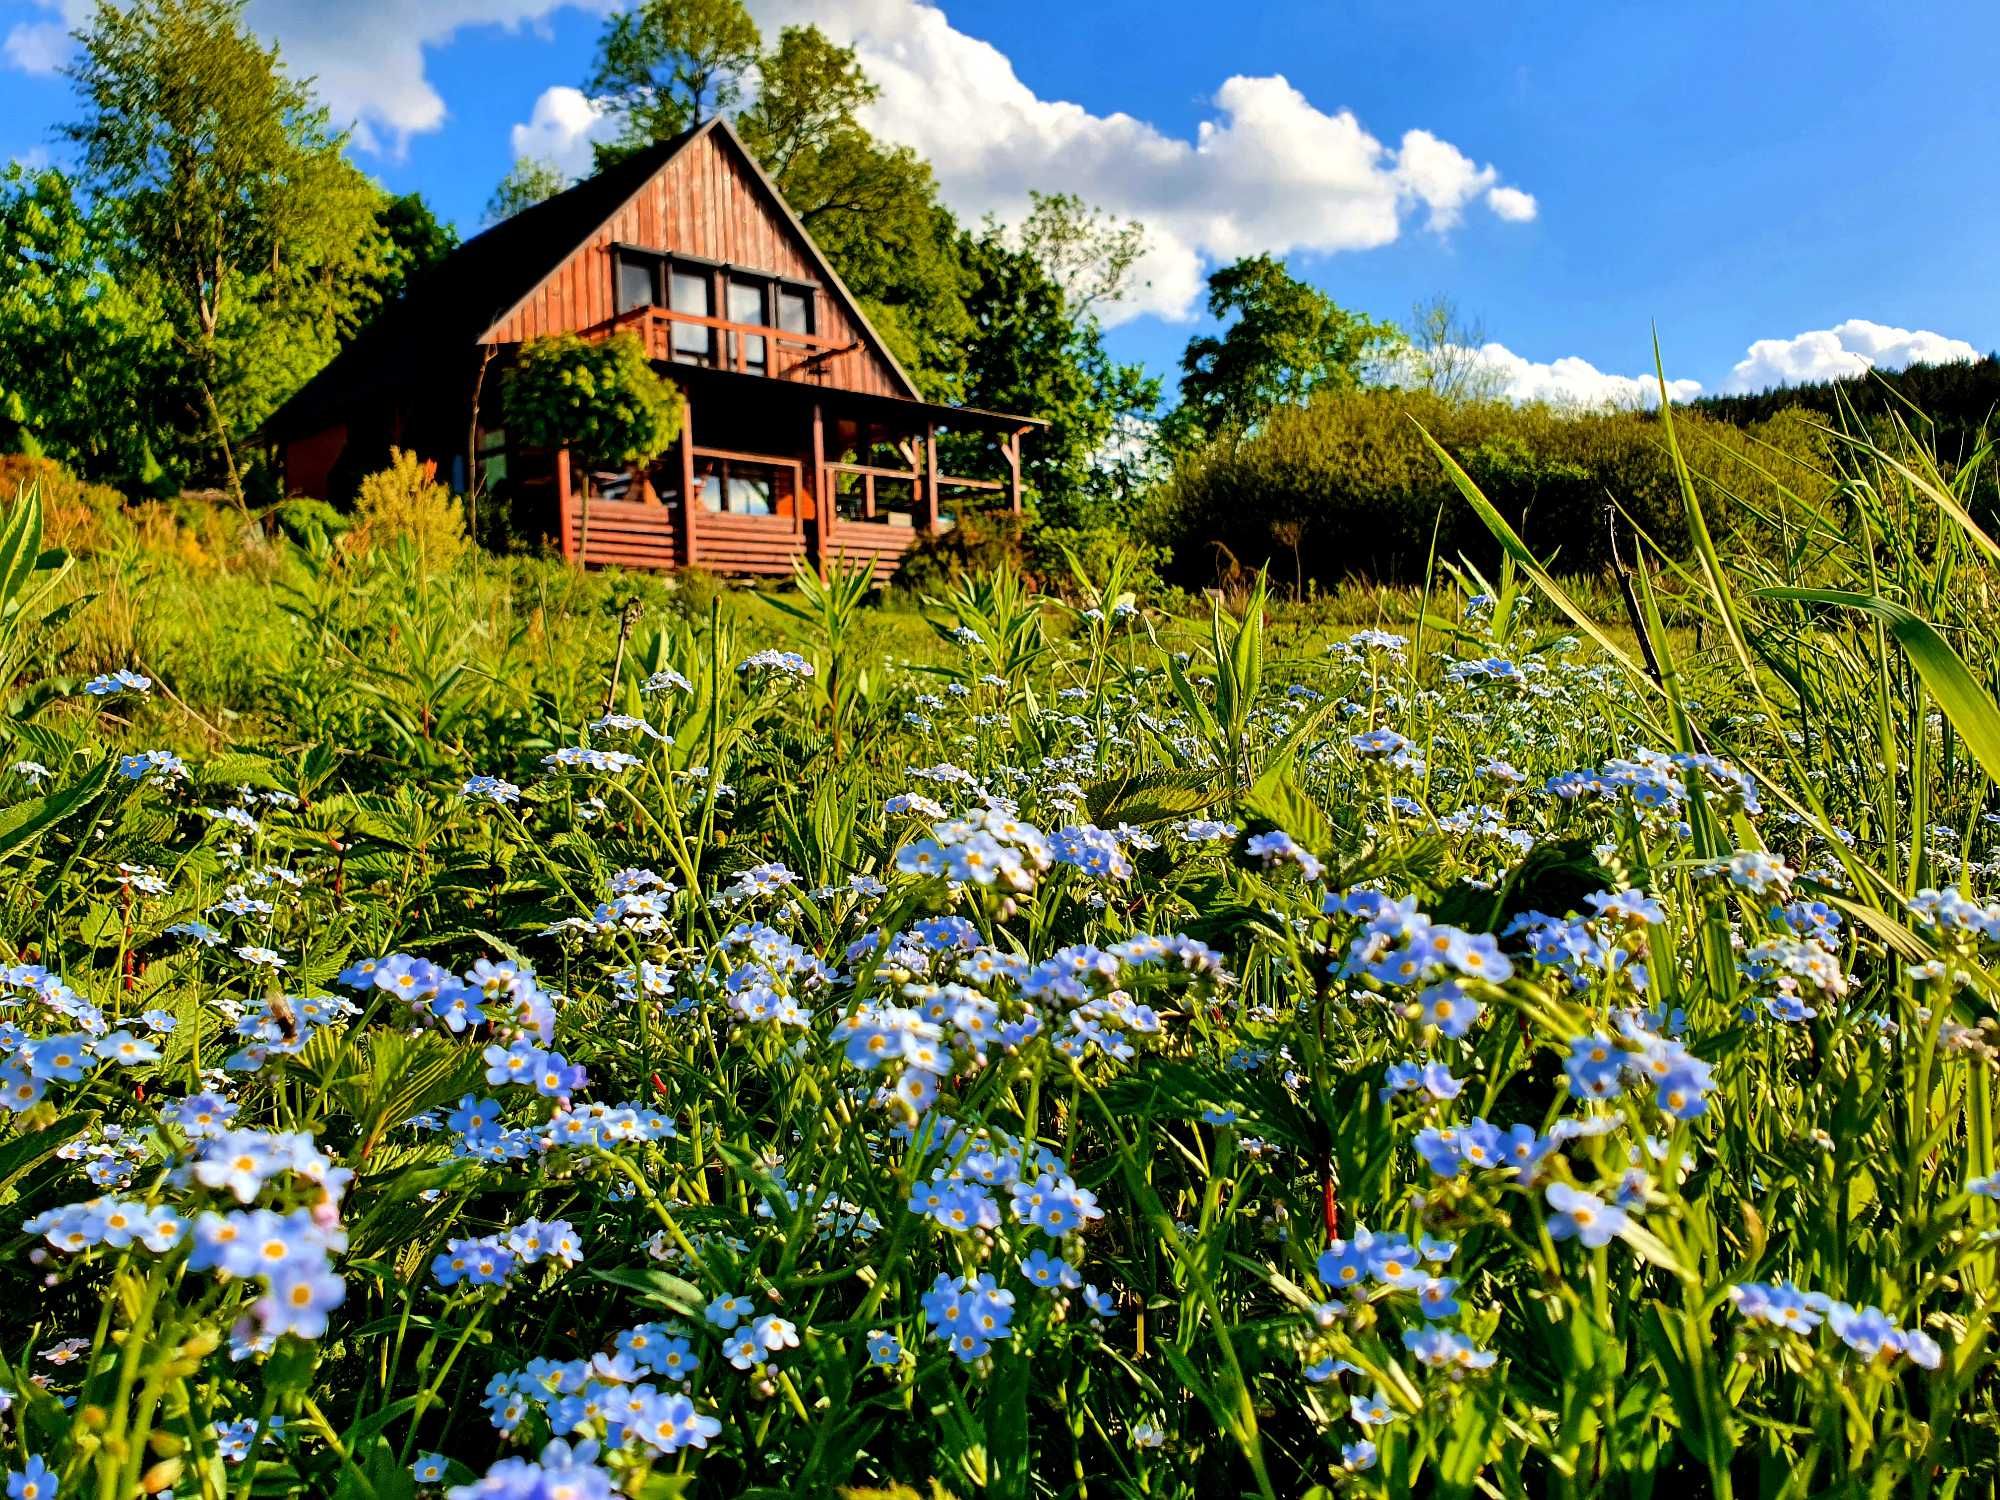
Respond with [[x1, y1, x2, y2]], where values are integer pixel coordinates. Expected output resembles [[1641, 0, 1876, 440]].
[[541, 311, 1037, 582]]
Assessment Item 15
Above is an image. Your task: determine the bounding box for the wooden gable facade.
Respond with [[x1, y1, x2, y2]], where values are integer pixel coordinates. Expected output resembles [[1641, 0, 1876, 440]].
[[264, 118, 1040, 581]]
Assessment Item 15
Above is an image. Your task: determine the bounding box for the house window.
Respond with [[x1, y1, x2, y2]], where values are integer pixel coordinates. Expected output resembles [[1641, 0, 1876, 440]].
[[476, 425, 508, 488], [669, 266, 713, 364], [727, 277, 767, 373], [616, 255, 657, 314], [697, 459, 783, 516], [776, 285, 813, 337]]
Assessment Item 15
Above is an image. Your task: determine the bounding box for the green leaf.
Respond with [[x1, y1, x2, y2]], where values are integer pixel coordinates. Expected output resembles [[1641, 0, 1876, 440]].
[[1754, 587, 2000, 784], [1083, 768, 1226, 826], [0, 757, 112, 863]]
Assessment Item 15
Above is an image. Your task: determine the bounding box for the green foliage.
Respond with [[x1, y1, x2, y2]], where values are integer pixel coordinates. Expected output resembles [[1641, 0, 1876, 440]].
[[345, 450, 470, 576], [7, 414, 2000, 1494], [366, 192, 459, 307], [586, 0, 761, 168], [484, 156, 571, 226], [0, 165, 179, 492], [1149, 385, 1839, 589], [61, 0, 387, 497], [503, 332, 685, 470], [1166, 253, 1405, 448], [952, 223, 1160, 528]]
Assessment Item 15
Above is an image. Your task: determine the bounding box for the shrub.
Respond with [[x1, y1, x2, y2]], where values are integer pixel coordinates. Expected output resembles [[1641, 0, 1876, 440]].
[[0, 453, 128, 553], [893, 509, 1033, 594], [665, 564, 728, 621], [1145, 388, 1837, 588], [344, 448, 468, 573]]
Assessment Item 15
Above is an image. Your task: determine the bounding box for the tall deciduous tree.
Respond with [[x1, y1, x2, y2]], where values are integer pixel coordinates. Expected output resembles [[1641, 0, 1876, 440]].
[[61, 0, 383, 503], [954, 224, 1160, 528], [736, 24, 971, 400], [586, 0, 759, 169], [1396, 293, 1505, 404], [1167, 254, 1403, 448], [368, 192, 458, 307], [1014, 191, 1148, 322]]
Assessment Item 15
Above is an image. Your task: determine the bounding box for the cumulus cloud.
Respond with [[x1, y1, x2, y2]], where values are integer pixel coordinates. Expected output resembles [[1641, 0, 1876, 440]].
[[243, 0, 622, 155], [9, 0, 1534, 287], [510, 85, 612, 178], [3, 18, 71, 75], [1484, 185, 1537, 223], [1458, 343, 1700, 408], [1722, 318, 1980, 393], [739, 0, 1535, 323], [0, 0, 623, 155]]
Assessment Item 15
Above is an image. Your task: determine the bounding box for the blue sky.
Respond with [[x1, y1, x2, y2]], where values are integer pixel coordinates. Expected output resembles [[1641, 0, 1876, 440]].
[[5, 0, 1996, 401]]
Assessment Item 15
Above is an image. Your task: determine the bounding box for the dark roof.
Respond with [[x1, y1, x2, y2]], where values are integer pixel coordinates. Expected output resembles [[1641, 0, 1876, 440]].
[[262, 124, 706, 441]]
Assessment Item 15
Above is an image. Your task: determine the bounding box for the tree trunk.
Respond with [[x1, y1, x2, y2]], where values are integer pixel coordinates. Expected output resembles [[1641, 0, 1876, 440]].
[[203, 381, 249, 517]]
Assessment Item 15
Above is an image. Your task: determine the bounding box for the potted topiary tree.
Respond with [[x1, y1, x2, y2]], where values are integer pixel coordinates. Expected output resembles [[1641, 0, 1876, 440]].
[[502, 330, 684, 565]]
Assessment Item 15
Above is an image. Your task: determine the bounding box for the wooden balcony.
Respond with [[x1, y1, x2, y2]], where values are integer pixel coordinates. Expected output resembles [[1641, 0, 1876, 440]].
[[556, 305, 1037, 582], [557, 445, 934, 584], [592, 305, 854, 383]]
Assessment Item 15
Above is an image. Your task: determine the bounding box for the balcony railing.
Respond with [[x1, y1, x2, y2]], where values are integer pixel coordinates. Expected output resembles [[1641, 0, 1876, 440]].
[[590, 305, 857, 381]]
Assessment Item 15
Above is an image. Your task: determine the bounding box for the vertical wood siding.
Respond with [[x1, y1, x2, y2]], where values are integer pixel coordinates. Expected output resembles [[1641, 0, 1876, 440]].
[[483, 132, 908, 398]]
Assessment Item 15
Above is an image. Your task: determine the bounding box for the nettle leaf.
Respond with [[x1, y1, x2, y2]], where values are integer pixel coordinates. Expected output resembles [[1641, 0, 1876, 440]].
[[1240, 758, 1337, 857], [1083, 768, 1226, 826]]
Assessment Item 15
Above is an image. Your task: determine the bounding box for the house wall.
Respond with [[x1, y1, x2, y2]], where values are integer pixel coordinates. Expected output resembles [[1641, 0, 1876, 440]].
[[284, 424, 348, 500], [482, 131, 909, 399]]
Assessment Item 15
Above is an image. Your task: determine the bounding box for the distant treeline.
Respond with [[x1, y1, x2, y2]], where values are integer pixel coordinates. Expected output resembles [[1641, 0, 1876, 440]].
[[1692, 354, 2000, 459]]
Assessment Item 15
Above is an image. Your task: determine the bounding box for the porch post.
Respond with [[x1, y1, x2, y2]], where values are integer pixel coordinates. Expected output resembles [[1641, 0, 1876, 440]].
[[678, 400, 698, 569], [1006, 429, 1023, 515], [810, 399, 828, 579], [924, 422, 940, 533], [556, 447, 575, 563]]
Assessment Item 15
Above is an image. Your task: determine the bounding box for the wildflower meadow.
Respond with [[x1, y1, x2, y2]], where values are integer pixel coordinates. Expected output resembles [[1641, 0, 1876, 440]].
[[3, 415, 2000, 1499]]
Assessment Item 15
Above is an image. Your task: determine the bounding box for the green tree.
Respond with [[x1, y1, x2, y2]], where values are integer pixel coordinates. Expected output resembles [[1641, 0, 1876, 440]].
[[1015, 190, 1147, 321], [0, 164, 179, 490], [503, 331, 685, 469], [1396, 292, 1506, 404], [62, 0, 384, 504], [367, 192, 458, 306], [1167, 254, 1402, 447], [736, 24, 971, 400], [954, 223, 1159, 528], [485, 157, 570, 226], [586, 0, 759, 169]]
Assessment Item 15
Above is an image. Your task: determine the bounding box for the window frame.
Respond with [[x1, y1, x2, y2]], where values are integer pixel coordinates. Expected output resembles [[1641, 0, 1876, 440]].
[[607, 245, 821, 372]]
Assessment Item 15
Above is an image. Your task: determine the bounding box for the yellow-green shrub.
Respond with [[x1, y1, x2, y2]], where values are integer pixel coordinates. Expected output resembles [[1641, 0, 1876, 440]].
[[343, 448, 468, 573]]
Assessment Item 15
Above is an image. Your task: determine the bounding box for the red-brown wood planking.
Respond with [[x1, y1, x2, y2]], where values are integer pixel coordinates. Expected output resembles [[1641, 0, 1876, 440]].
[[484, 131, 905, 401]]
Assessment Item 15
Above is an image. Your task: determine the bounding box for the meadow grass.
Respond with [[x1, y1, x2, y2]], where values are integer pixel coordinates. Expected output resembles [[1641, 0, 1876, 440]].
[[0, 418, 1997, 1500]]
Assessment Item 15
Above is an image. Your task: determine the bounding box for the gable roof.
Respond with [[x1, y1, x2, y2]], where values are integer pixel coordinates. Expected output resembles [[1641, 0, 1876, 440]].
[[264, 124, 706, 440], [264, 117, 921, 440]]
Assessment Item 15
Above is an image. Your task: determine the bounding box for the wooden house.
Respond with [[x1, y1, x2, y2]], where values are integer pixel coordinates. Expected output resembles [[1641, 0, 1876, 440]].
[[263, 117, 1041, 580]]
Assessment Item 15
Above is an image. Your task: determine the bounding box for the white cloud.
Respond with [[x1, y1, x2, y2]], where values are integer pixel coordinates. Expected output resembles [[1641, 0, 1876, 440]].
[[3, 19, 71, 75], [742, 0, 1536, 323], [1723, 318, 1980, 393], [1392, 129, 1497, 231], [1484, 185, 1537, 223], [240, 0, 619, 156], [0, 0, 621, 156], [10, 0, 1534, 289], [510, 85, 611, 178], [1398, 342, 1700, 408]]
